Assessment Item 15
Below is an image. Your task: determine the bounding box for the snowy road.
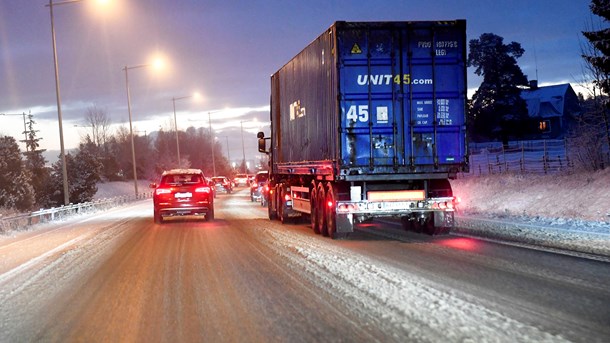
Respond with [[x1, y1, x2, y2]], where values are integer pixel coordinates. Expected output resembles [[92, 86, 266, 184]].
[[0, 190, 609, 342]]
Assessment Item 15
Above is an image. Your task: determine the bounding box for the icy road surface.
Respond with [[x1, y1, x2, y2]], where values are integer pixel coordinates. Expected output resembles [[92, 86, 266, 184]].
[[0, 190, 609, 342]]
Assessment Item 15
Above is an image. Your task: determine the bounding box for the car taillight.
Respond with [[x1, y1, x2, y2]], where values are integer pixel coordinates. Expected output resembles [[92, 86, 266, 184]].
[[284, 193, 291, 202], [156, 188, 172, 195], [195, 187, 211, 193]]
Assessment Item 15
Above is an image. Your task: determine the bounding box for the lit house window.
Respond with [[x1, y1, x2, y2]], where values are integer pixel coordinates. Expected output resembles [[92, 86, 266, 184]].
[[539, 120, 551, 132]]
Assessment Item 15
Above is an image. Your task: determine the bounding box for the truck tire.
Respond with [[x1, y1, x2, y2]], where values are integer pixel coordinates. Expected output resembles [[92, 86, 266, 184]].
[[268, 185, 278, 220], [325, 184, 337, 239], [316, 183, 328, 236], [279, 184, 290, 224], [310, 183, 320, 234]]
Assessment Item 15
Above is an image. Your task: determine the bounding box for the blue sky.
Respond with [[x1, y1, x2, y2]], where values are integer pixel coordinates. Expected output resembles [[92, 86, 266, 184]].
[[0, 0, 596, 162]]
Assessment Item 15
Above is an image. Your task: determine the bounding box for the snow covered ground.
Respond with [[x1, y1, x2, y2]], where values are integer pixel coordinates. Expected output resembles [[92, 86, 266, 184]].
[[450, 169, 610, 258]]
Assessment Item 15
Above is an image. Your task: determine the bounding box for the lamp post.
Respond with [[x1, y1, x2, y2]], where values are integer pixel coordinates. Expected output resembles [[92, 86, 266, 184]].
[[46, 0, 87, 205], [208, 111, 217, 176], [240, 120, 247, 174], [171, 95, 195, 168], [123, 63, 153, 197]]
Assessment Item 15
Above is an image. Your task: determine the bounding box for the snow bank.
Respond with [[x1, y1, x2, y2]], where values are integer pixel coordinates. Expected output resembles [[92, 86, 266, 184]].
[[450, 169, 610, 257], [451, 168, 610, 222]]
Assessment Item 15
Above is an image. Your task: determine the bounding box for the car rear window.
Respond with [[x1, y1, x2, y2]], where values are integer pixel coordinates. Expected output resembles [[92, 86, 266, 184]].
[[161, 174, 204, 185]]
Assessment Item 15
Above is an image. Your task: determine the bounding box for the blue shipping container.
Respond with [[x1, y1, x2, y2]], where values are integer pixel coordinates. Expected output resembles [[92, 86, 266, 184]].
[[271, 20, 468, 179]]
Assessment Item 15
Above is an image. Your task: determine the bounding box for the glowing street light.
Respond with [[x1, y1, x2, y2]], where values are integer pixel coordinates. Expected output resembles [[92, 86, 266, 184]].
[[46, 0, 112, 205], [172, 92, 199, 168], [123, 58, 165, 197]]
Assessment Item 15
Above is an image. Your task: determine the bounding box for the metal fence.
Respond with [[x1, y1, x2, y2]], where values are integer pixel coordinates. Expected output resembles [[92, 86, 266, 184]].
[[0, 192, 152, 233], [464, 139, 574, 175]]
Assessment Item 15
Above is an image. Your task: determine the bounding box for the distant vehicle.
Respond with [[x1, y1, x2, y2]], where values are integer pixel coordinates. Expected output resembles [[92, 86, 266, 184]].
[[205, 177, 217, 198], [233, 174, 249, 187], [257, 20, 467, 238], [250, 171, 269, 203], [212, 176, 233, 194], [150, 169, 214, 223]]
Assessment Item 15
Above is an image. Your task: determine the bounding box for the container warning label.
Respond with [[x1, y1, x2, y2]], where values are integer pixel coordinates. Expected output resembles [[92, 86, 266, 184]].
[[351, 43, 362, 54]]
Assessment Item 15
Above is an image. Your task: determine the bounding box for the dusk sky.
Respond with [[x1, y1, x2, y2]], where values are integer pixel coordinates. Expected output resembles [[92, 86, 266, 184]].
[[0, 0, 596, 163]]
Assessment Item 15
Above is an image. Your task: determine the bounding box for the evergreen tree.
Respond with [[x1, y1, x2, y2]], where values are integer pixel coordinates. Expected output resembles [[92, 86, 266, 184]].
[[0, 136, 35, 211], [468, 33, 530, 143], [583, 0, 610, 94], [48, 140, 102, 206], [21, 113, 51, 207], [582, 0, 610, 166]]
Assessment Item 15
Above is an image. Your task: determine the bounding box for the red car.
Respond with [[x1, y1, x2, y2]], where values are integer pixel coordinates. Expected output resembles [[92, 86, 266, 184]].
[[150, 169, 214, 223]]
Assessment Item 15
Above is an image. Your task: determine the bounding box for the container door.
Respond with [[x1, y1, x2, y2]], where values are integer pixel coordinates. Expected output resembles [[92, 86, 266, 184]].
[[403, 22, 466, 168], [338, 26, 402, 170]]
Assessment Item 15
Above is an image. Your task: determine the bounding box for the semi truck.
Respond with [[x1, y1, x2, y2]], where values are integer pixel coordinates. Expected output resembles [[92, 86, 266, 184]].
[[257, 20, 468, 238]]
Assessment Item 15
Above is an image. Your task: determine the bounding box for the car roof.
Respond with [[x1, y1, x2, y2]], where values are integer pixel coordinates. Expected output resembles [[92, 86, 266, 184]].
[[161, 168, 204, 176]]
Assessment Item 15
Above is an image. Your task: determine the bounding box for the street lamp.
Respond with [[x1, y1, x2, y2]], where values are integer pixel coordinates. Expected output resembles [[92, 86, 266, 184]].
[[123, 63, 155, 197], [46, 0, 86, 206], [46, 0, 112, 205], [240, 120, 247, 174]]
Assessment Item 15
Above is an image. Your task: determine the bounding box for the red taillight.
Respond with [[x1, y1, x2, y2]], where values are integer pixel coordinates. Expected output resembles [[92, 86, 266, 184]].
[[264, 185, 269, 192], [195, 187, 211, 193], [156, 188, 171, 195], [284, 194, 291, 201], [327, 200, 333, 208]]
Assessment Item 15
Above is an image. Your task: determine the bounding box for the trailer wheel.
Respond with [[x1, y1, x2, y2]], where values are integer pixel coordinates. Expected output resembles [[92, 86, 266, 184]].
[[268, 185, 277, 220], [279, 184, 290, 224], [423, 215, 437, 235], [316, 183, 328, 236], [310, 184, 320, 234], [400, 216, 413, 231], [325, 184, 342, 239]]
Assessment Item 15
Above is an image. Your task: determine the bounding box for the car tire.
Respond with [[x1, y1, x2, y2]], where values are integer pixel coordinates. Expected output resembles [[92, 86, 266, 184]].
[[206, 207, 215, 221], [154, 210, 163, 224]]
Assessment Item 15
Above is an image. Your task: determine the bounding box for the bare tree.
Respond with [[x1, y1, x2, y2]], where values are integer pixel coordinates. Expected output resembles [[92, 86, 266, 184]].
[[84, 105, 112, 148]]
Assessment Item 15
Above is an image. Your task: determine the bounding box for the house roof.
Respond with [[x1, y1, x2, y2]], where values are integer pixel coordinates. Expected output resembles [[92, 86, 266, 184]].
[[520, 83, 573, 119]]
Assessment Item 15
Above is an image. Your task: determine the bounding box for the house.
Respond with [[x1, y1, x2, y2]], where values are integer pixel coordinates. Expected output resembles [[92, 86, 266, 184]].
[[520, 81, 581, 139]]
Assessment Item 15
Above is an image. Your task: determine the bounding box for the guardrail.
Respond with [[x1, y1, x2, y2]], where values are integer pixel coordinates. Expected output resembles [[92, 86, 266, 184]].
[[0, 192, 152, 233]]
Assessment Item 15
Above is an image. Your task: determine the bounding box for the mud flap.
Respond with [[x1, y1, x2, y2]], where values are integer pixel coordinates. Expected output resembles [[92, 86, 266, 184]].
[[336, 213, 354, 233], [434, 211, 454, 234]]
